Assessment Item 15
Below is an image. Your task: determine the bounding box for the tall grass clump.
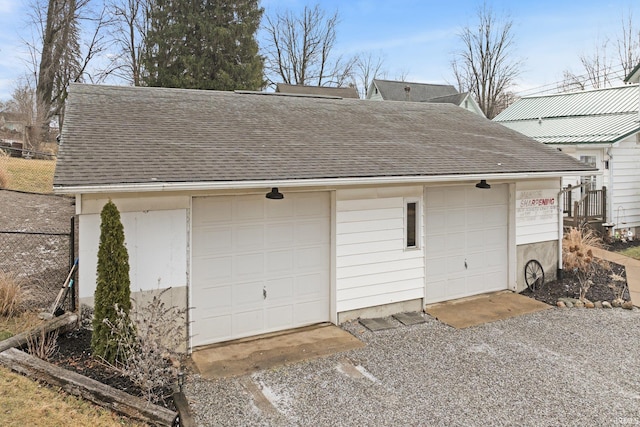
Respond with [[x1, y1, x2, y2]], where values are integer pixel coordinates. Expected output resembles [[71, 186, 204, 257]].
[[562, 227, 607, 301], [0, 270, 25, 317], [0, 151, 10, 189]]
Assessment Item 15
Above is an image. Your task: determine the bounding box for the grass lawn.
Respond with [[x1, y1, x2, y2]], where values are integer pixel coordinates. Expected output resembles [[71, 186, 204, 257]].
[[0, 312, 145, 426], [0, 157, 55, 194], [0, 366, 145, 426], [618, 245, 640, 260]]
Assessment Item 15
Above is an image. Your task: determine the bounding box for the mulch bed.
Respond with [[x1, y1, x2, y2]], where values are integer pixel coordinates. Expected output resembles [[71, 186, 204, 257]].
[[521, 239, 640, 305], [47, 327, 177, 411]]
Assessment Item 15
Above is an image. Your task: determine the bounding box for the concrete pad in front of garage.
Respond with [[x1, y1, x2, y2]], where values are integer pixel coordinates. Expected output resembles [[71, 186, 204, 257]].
[[425, 290, 551, 328], [190, 323, 365, 379]]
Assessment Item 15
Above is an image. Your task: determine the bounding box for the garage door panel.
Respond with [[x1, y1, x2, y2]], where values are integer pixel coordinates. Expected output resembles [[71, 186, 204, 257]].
[[426, 256, 447, 277], [196, 285, 232, 311], [235, 225, 264, 250], [194, 197, 233, 223], [193, 314, 232, 344], [265, 305, 294, 329], [192, 255, 232, 280], [294, 299, 328, 324], [295, 220, 329, 245], [233, 253, 264, 278], [192, 192, 330, 347], [447, 209, 466, 227], [295, 194, 329, 216], [266, 198, 294, 219], [295, 272, 327, 297], [483, 205, 508, 226], [235, 198, 264, 221], [233, 280, 264, 306], [265, 277, 294, 301], [266, 249, 294, 274], [198, 227, 232, 253], [485, 247, 507, 267], [266, 223, 294, 246], [426, 210, 447, 232], [234, 309, 264, 336]]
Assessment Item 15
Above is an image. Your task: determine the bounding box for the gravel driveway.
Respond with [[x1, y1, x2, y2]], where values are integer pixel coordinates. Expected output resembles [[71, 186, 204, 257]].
[[185, 308, 640, 426]]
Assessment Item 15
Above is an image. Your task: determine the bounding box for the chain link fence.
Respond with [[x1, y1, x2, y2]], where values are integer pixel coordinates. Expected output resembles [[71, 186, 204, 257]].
[[0, 145, 57, 194], [0, 191, 77, 312]]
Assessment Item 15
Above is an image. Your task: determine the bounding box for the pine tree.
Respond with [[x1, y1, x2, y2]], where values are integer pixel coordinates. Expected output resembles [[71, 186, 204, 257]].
[[142, 0, 264, 90], [91, 200, 133, 364]]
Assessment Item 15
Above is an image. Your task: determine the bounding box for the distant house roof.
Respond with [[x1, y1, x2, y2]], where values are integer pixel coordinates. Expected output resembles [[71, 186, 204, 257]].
[[54, 84, 592, 191], [625, 62, 640, 83], [493, 85, 640, 145], [367, 79, 458, 102], [275, 83, 359, 99]]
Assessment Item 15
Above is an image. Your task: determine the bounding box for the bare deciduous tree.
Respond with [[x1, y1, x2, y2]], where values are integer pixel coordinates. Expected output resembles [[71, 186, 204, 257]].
[[262, 4, 356, 88], [25, 0, 108, 139], [451, 4, 522, 119], [617, 11, 640, 79], [562, 10, 639, 91], [352, 51, 386, 98], [105, 0, 148, 86]]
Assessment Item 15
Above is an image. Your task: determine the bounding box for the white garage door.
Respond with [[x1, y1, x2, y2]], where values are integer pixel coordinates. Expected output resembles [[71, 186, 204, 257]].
[[425, 185, 509, 304], [191, 192, 330, 347]]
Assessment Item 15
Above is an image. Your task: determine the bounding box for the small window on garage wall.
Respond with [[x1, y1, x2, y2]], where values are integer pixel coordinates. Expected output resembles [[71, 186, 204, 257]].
[[405, 198, 420, 249]]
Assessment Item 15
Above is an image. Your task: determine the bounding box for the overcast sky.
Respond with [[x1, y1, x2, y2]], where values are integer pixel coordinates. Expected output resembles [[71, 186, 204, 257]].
[[1, 0, 639, 101]]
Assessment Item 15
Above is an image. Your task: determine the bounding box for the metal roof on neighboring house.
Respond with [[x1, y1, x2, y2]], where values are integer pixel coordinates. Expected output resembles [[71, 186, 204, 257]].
[[493, 84, 640, 145], [54, 84, 592, 190]]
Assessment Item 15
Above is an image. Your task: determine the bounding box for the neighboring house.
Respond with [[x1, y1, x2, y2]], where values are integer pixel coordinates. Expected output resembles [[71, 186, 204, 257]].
[[493, 84, 640, 237], [0, 111, 27, 133], [275, 83, 360, 99], [366, 79, 485, 117], [55, 84, 591, 351]]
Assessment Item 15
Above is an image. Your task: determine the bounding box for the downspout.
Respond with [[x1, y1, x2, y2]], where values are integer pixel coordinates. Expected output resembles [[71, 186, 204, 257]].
[[607, 145, 614, 229], [557, 178, 564, 280]]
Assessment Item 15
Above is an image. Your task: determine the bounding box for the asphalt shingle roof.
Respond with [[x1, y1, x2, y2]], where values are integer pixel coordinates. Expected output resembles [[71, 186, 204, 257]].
[[275, 83, 360, 99], [54, 84, 592, 188], [370, 79, 459, 102]]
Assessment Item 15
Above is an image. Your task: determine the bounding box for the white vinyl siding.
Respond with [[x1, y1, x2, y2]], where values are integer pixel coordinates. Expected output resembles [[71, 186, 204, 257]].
[[515, 180, 561, 245], [610, 135, 640, 229], [336, 187, 424, 313]]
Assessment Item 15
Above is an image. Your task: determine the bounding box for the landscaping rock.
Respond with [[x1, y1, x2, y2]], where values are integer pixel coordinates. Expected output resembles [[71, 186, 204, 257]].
[[584, 301, 595, 309], [612, 299, 622, 308], [622, 301, 634, 310], [594, 301, 603, 309], [565, 301, 574, 308], [602, 301, 612, 309], [556, 301, 566, 308], [574, 300, 585, 308]]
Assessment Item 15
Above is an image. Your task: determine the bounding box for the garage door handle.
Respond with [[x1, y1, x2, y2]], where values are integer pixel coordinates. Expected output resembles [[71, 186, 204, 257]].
[[464, 260, 468, 269], [263, 288, 267, 299]]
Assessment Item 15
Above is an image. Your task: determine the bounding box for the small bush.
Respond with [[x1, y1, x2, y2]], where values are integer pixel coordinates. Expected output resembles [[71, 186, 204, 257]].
[[562, 227, 608, 301], [26, 328, 59, 361], [105, 289, 186, 404], [0, 270, 25, 317]]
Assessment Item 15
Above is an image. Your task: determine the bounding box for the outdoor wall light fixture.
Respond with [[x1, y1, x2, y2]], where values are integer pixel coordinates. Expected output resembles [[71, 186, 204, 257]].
[[266, 187, 284, 199], [475, 179, 491, 189]]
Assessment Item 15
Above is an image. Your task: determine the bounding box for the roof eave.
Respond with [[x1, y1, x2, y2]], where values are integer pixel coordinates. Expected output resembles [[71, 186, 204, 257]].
[[53, 171, 596, 195]]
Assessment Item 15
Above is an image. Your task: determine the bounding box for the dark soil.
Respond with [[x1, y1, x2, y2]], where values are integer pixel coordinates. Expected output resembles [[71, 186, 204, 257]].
[[49, 327, 177, 411], [521, 239, 640, 305]]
